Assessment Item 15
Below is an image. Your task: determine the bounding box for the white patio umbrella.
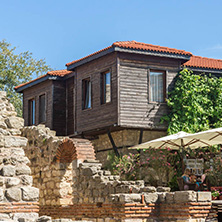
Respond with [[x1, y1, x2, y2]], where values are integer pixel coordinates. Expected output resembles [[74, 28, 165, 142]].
[[131, 127, 222, 150]]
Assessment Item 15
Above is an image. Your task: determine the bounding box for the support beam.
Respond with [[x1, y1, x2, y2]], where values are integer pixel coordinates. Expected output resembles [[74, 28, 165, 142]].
[[137, 129, 144, 154], [139, 129, 144, 144], [107, 130, 120, 157]]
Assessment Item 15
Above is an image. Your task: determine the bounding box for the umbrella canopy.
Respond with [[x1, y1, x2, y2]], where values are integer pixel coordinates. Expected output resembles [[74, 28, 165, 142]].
[[131, 127, 222, 150]]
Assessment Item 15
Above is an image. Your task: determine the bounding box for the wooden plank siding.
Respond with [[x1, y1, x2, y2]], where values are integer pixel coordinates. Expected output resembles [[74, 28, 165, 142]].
[[75, 52, 118, 133], [66, 77, 74, 135], [23, 80, 53, 129], [52, 81, 66, 136], [118, 53, 181, 129]]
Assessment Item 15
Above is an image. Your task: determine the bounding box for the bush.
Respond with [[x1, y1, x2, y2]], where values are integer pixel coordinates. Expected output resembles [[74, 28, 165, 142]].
[[105, 151, 141, 180]]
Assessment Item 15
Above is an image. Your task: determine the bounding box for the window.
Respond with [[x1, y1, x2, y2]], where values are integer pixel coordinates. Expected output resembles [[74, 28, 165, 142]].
[[82, 78, 91, 109], [28, 99, 35, 125], [39, 94, 46, 123], [149, 70, 166, 103], [101, 71, 111, 104]]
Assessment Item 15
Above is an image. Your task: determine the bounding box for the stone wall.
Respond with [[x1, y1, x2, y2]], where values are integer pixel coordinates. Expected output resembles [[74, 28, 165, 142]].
[[21, 125, 96, 211], [93, 129, 166, 166], [20, 122, 217, 221], [0, 91, 39, 221], [40, 158, 215, 221]]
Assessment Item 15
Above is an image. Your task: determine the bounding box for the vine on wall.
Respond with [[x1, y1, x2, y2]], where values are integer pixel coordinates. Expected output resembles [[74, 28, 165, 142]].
[[162, 69, 222, 134]]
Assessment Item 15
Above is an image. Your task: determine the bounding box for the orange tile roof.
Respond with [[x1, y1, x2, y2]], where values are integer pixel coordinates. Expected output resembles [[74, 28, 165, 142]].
[[66, 41, 192, 67], [15, 69, 72, 90], [47, 70, 72, 76], [184, 55, 222, 70]]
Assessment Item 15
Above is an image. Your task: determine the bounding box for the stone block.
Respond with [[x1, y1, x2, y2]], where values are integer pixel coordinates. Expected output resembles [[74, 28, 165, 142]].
[[197, 191, 212, 202], [0, 120, 7, 129], [0, 128, 10, 136], [0, 213, 10, 219], [119, 194, 141, 203], [174, 191, 197, 203], [123, 219, 144, 222], [9, 128, 21, 136], [36, 216, 52, 222], [165, 192, 174, 203], [135, 180, 144, 187], [4, 136, 27, 147], [12, 213, 39, 221], [16, 164, 31, 175], [22, 187, 39, 201], [158, 192, 166, 203], [11, 148, 25, 156], [20, 175, 33, 185], [5, 116, 24, 129], [82, 167, 98, 176], [143, 193, 158, 203], [5, 187, 22, 201], [140, 186, 156, 193], [6, 177, 20, 187], [156, 186, 171, 192], [0, 188, 4, 201], [0, 136, 5, 147], [2, 165, 15, 176], [0, 176, 4, 186]]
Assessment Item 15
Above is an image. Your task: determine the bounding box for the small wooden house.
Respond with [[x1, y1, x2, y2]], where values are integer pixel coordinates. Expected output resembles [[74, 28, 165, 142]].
[[15, 41, 222, 157]]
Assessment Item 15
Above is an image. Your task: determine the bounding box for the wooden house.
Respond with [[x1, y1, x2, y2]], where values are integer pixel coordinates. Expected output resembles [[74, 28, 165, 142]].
[[15, 41, 222, 159]]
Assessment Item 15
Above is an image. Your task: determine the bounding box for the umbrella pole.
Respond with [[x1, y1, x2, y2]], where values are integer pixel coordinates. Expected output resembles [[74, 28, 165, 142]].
[[180, 139, 185, 173]]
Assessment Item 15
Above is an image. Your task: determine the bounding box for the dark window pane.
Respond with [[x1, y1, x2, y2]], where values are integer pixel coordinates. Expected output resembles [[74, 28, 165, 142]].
[[28, 99, 35, 125], [82, 78, 91, 109], [39, 94, 46, 123], [101, 71, 111, 104]]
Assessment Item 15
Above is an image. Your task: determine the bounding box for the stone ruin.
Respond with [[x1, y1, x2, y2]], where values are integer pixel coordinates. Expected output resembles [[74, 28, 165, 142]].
[[0, 91, 39, 221], [0, 91, 219, 222]]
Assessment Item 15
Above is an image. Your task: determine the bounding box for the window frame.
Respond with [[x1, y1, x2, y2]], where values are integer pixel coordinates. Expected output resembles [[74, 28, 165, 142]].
[[148, 69, 166, 104], [39, 94, 46, 124], [28, 98, 35, 125], [82, 78, 92, 110], [101, 70, 111, 105]]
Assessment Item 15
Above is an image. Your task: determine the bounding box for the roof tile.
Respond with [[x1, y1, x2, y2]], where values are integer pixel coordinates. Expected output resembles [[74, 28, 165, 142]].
[[66, 41, 192, 67], [184, 56, 222, 70], [15, 70, 72, 90]]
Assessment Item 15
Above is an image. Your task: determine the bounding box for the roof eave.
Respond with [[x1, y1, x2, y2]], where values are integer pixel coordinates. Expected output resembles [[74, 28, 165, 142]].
[[15, 75, 61, 93], [114, 46, 191, 61], [67, 47, 115, 70], [67, 46, 191, 70], [184, 66, 222, 74]]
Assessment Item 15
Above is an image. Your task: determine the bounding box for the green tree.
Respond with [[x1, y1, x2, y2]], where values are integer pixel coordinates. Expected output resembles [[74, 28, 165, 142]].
[[162, 69, 222, 134], [0, 40, 51, 117]]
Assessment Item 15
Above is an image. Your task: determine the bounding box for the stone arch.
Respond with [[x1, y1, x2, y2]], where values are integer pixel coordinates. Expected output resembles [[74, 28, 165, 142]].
[[55, 138, 96, 163], [56, 138, 77, 163]]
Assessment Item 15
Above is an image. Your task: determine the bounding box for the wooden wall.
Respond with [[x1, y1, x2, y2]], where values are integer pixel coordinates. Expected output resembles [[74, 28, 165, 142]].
[[66, 77, 74, 135], [118, 52, 182, 129], [75, 52, 118, 133], [52, 81, 66, 136], [23, 80, 53, 129]]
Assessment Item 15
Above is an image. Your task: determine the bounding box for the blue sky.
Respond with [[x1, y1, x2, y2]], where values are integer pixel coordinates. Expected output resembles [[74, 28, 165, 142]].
[[1, 0, 222, 71]]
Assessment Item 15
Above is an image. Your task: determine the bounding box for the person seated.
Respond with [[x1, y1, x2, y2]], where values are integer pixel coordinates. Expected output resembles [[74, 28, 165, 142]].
[[182, 169, 191, 190], [190, 173, 197, 183], [201, 169, 210, 190]]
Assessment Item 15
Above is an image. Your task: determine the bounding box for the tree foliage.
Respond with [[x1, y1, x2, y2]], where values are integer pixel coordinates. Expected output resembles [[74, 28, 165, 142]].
[[162, 69, 222, 134], [0, 40, 51, 117]]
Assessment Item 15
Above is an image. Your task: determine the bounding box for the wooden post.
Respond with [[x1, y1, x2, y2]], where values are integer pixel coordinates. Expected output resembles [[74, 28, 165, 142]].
[[107, 130, 120, 157]]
